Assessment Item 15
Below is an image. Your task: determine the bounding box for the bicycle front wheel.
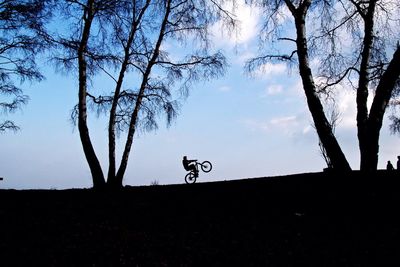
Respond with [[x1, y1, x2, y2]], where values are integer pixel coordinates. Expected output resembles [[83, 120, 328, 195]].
[[200, 161, 212, 173], [185, 172, 197, 184]]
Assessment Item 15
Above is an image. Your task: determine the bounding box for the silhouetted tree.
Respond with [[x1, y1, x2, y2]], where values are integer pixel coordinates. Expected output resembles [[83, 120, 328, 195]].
[[247, 0, 400, 171], [335, 0, 400, 171], [54, 0, 235, 189], [0, 0, 51, 132], [247, 0, 351, 171]]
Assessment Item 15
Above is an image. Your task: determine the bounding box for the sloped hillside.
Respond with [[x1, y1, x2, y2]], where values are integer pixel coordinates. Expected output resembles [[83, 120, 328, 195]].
[[0, 171, 399, 266]]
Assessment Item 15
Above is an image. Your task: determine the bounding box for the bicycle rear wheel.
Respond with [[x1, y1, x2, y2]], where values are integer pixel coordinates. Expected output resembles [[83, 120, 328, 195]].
[[200, 161, 212, 173], [185, 172, 197, 184]]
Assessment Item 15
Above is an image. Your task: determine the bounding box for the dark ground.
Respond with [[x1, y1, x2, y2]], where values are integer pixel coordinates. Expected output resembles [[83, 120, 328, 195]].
[[0, 171, 400, 266]]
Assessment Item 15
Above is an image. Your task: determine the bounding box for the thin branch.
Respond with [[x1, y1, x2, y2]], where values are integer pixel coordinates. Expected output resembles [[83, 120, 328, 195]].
[[318, 67, 360, 92], [96, 63, 117, 83], [278, 37, 296, 43]]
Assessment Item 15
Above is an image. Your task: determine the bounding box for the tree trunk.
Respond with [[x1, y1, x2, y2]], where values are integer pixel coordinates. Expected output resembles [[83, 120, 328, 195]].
[[365, 46, 400, 170], [78, 0, 105, 189], [112, 0, 172, 188], [106, 50, 129, 186], [357, 0, 377, 171], [107, 0, 151, 187], [287, 0, 351, 171]]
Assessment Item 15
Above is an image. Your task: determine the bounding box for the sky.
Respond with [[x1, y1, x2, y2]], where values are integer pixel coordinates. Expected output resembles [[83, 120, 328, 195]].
[[1, 1, 400, 189]]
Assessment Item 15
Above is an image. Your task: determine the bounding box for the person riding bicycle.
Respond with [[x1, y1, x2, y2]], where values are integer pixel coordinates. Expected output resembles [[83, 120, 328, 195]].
[[182, 156, 198, 177]]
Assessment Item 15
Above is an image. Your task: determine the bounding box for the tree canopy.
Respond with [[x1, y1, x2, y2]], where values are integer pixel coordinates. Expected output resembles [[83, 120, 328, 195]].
[[0, 0, 51, 132], [51, 0, 235, 188], [247, 0, 400, 171]]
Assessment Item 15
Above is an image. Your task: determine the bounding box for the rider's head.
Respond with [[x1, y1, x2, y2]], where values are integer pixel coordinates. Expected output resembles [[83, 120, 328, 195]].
[[183, 156, 187, 160]]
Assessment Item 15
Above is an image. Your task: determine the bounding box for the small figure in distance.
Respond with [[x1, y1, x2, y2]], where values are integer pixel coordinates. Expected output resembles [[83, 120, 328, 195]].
[[397, 156, 400, 171], [387, 160, 394, 171], [396, 156, 400, 171], [182, 156, 198, 177]]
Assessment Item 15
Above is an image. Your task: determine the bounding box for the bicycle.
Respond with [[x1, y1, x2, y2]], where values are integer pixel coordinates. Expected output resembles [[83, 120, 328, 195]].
[[185, 160, 212, 184]]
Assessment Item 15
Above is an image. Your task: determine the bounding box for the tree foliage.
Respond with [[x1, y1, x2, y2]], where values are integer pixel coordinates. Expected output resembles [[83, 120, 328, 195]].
[[247, 0, 400, 171], [0, 0, 51, 132], [53, 0, 235, 188]]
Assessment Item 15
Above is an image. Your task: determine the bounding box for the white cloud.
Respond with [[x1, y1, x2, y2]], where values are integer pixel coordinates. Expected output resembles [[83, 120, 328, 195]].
[[270, 116, 297, 126], [264, 84, 283, 96], [303, 125, 313, 134], [241, 114, 307, 137], [335, 90, 357, 129], [276, 5, 292, 24], [241, 118, 269, 133], [263, 62, 287, 75], [294, 79, 305, 95], [253, 62, 287, 78], [270, 116, 299, 133], [232, 2, 261, 44], [218, 85, 231, 92], [211, 0, 262, 48], [236, 50, 256, 65], [287, 78, 357, 131]]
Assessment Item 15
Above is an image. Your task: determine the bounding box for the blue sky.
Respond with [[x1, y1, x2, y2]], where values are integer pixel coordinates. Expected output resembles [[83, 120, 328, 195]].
[[1, 1, 400, 189]]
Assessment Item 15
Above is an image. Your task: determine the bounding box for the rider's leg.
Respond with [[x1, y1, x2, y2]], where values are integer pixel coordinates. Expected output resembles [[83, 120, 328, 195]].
[[190, 164, 198, 177]]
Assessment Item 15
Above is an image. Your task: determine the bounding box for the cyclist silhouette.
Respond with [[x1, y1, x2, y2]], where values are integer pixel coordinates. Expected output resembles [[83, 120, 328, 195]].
[[182, 156, 198, 177]]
